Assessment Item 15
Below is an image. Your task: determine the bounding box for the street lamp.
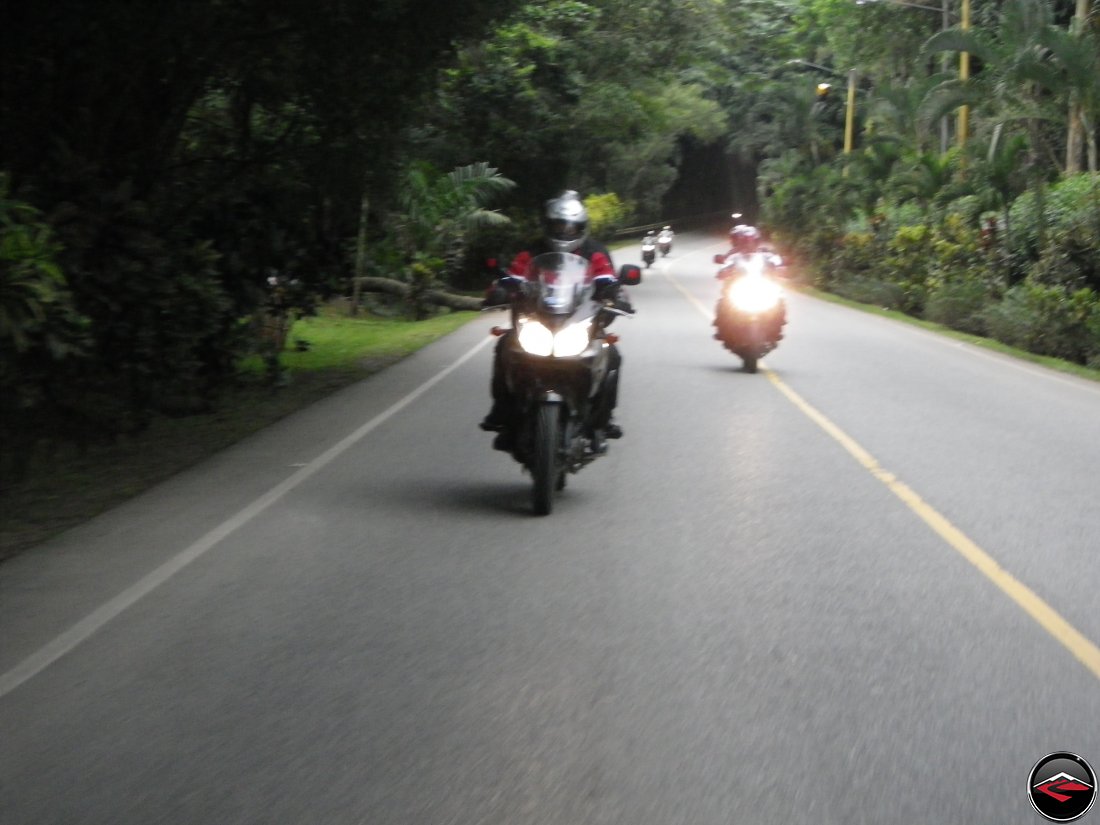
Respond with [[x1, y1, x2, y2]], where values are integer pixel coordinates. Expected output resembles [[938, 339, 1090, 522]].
[[855, 0, 968, 149]]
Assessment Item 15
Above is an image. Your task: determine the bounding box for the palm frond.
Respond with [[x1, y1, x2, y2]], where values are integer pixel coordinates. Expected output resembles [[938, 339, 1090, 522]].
[[922, 29, 999, 66]]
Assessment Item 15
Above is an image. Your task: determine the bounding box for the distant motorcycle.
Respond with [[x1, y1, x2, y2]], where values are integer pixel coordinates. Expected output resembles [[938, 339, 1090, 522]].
[[657, 226, 674, 256], [641, 236, 657, 268], [712, 251, 786, 373], [489, 252, 642, 515]]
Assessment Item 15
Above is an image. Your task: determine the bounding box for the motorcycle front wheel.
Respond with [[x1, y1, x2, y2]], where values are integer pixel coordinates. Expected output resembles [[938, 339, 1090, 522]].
[[531, 403, 559, 515]]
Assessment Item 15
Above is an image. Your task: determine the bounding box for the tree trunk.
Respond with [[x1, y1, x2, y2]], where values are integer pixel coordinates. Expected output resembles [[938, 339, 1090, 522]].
[[1065, 0, 1091, 174], [351, 190, 369, 316], [1081, 112, 1098, 173], [355, 276, 483, 311], [1066, 102, 1085, 175]]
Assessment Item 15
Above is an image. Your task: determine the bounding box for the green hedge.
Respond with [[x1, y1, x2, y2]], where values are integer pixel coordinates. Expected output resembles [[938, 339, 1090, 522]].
[[820, 208, 1100, 366]]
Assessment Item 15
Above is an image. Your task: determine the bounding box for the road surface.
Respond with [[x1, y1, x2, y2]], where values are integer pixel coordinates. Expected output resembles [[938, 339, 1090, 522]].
[[2, 230, 1098, 824]]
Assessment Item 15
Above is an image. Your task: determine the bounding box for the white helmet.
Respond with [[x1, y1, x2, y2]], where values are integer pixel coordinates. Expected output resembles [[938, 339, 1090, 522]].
[[544, 190, 588, 253]]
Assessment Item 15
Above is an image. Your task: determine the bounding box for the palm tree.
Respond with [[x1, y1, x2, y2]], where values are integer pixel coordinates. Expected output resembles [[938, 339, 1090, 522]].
[[394, 162, 516, 318], [866, 75, 942, 154], [396, 161, 515, 256], [884, 149, 958, 215], [972, 131, 1030, 233], [920, 0, 1083, 173], [845, 137, 905, 216], [1041, 13, 1100, 172]]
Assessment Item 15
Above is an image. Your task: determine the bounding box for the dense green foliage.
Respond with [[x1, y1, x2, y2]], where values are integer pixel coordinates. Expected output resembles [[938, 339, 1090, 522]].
[[1, 0, 1098, 476], [411, 0, 728, 218], [760, 0, 1100, 368], [1, 0, 524, 471]]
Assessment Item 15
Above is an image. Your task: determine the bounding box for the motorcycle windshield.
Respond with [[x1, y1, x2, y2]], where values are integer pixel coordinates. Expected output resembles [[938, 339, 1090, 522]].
[[528, 252, 595, 316]]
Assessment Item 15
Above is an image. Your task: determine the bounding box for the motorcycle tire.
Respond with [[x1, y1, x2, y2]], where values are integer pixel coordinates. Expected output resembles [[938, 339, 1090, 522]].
[[742, 354, 758, 374], [531, 403, 559, 515]]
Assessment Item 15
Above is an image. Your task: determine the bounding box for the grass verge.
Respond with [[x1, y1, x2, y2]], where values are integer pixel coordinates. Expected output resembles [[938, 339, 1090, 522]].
[[0, 304, 479, 563]]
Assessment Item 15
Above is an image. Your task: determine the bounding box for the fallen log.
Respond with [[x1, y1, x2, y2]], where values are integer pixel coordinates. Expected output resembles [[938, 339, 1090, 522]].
[[355, 277, 483, 311]]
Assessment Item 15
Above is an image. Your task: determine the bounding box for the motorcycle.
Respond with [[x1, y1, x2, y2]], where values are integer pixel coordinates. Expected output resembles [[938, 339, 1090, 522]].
[[712, 252, 786, 373], [657, 227, 673, 256], [489, 253, 642, 515], [641, 236, 656, 268]]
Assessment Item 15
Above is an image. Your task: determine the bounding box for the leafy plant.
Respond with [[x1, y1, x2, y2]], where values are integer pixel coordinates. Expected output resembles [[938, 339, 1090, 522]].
[[981, 280, 1100, 363], [584, 192, 631, 236], [390, 161, 516, 315]]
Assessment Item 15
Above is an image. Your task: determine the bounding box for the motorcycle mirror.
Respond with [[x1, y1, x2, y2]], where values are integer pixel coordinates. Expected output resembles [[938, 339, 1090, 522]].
[[618, 264, 642, 286]]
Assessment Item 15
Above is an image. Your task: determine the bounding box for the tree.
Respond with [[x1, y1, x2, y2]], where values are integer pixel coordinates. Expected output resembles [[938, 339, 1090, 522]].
[[395, 162, 516, 269], [1041, 4, 1100, 172], [921, 0, 1076, 172], [0, 0, 525, 445], [371, 162, 517, 319], [411, 0, 728, 219]]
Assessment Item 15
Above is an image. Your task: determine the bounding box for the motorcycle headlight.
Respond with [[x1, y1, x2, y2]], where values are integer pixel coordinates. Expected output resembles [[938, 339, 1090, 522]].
[[727, 276, 782, 314], [552, 321, 591, 357], [517, 320, 554, 356], [516, 319, 591, 357]]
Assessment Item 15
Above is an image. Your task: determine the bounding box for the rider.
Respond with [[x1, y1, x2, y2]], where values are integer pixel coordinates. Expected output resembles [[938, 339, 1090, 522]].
[[481, 190, 631, 450], [719, 223, 783, 272], [714, 223, 787, 341]]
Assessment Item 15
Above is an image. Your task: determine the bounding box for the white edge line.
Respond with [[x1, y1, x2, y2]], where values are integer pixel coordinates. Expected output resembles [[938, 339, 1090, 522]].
[[0, 333, 495, 701]]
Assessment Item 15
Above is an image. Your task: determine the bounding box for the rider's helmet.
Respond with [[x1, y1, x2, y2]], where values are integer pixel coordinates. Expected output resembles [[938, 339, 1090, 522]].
[[730, 224, 761, 254], [544, 190, 588, 253]]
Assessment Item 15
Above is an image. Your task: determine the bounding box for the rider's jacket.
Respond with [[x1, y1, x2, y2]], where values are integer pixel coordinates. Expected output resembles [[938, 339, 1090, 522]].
[[507, 237, 615, 280]]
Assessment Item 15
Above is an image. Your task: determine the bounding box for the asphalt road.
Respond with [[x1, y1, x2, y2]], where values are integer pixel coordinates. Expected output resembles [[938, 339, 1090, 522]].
[[2, 230, 1099, 824]]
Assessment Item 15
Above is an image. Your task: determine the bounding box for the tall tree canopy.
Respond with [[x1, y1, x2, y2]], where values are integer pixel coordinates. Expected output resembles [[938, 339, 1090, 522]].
[[1, 0, 1097, 469]]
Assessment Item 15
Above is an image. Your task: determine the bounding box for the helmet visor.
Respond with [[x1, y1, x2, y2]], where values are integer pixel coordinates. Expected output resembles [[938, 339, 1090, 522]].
[[548, 218, 584, 241]]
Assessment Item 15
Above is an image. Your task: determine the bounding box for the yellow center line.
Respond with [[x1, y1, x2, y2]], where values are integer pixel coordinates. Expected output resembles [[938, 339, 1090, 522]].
[[665, 266, 1100, 682]]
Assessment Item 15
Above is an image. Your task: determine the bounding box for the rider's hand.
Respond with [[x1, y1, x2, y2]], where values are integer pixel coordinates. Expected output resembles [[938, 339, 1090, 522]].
[[613, 292, 635, 314]]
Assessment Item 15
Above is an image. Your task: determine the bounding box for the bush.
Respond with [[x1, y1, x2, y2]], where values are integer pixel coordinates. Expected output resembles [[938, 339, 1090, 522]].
[[882, 224, 934, 315], [941, 194, 983, 227], [831, 277, 908, 309], [1006, 174, 1100, 269], [826, 231, 880, 289], [761, 159, 856, 262], [0, 174, 92, 478], [584, 192, 632, 237], [923, 216, 1000, 334], [981, 281, 1100, 363], [925, 275, 995, 334], [1087, 303, 1100, 370], [1029, 223, 1100, 292]]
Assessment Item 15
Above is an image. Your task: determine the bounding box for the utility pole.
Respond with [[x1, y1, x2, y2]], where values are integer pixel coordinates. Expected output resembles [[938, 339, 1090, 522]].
[[958, 0, 970, 147]]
